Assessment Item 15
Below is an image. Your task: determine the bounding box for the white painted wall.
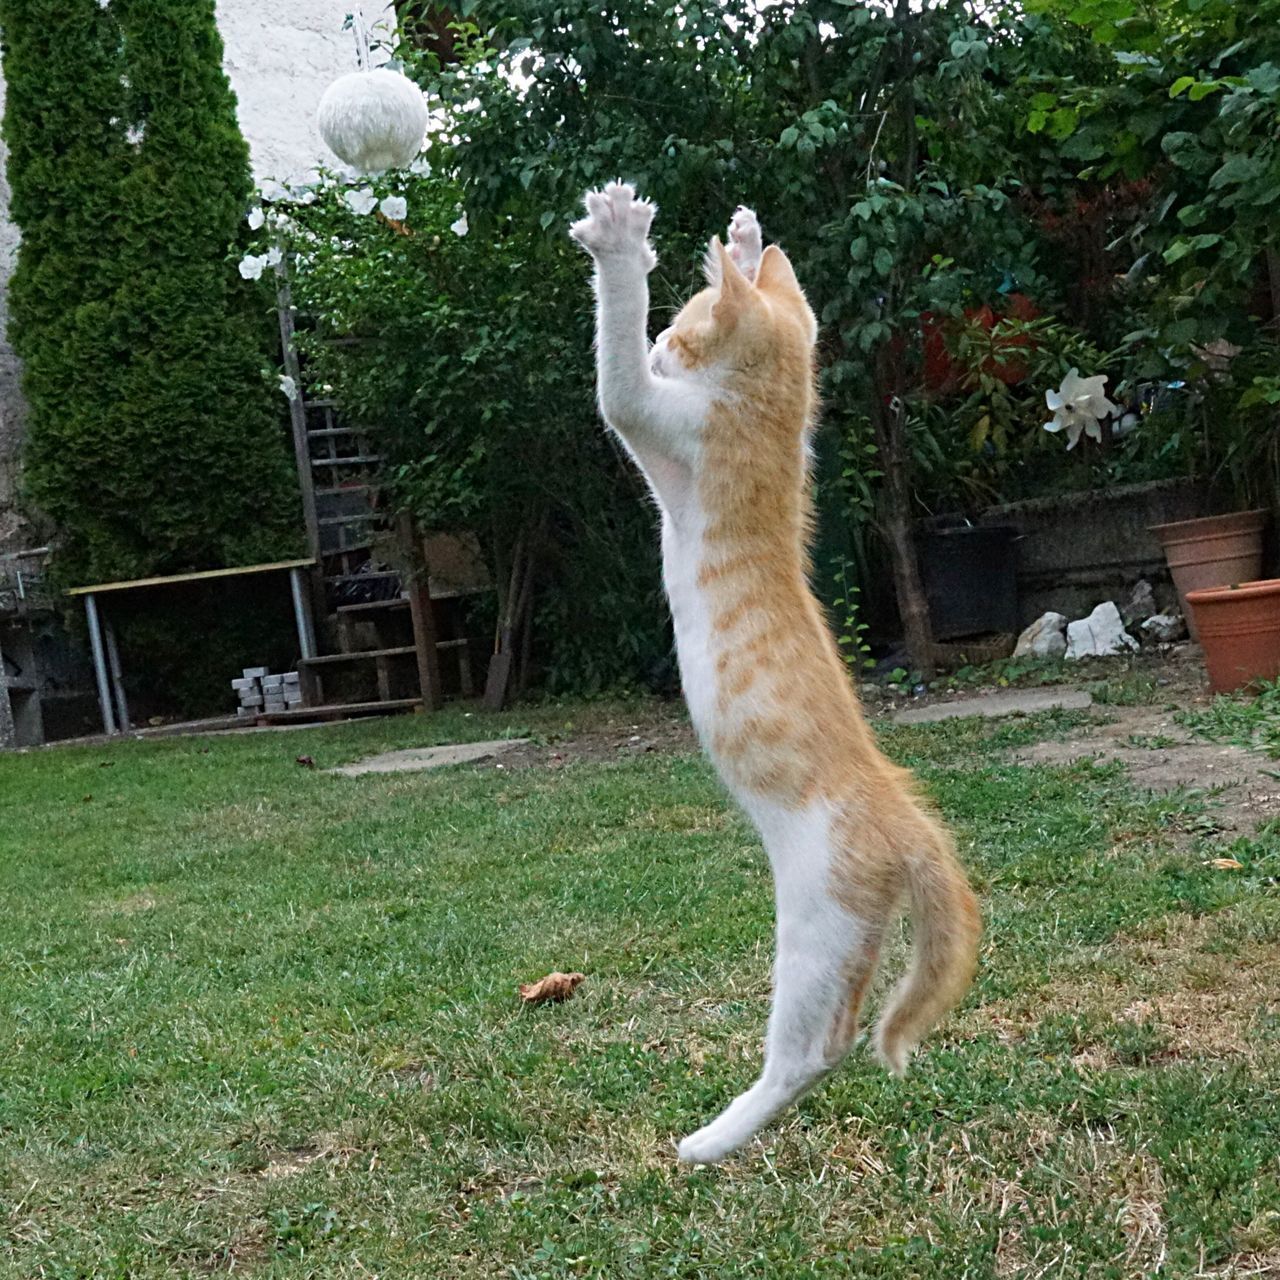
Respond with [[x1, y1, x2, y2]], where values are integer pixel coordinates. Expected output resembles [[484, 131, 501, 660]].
[[0, 0, 396, 550], [217, 0, 396, 182]]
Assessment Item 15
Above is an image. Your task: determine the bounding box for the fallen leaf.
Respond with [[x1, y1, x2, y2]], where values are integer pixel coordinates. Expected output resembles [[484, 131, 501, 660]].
[[295, 755, 315, 769], [1204, 857, 1243, 871], [519, 971, 585, 1004]]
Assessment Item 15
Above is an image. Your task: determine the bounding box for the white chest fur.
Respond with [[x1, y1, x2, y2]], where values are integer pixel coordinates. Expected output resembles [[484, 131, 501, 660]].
[[660, 510, 721, 747]]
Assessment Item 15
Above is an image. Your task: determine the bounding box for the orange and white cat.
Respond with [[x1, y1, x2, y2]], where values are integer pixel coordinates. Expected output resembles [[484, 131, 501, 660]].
[[570, 183, 981, 1164]]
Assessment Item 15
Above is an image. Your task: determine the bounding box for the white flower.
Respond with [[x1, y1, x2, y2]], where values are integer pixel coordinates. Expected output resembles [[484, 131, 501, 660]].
[[264, 245, 283, 268], [238, 253, 267, 281], [259, 179, 289, 203], [279, 375, 299, 402], [379, 195, 408, 221], [246, 207, 265, 231], [1044, 368, 1118, 450], [450, 212, 469, 237], [344, 187, 378, 216]]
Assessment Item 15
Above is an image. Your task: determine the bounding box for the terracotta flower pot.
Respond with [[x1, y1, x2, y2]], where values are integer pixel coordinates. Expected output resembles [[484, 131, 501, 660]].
[[1149, 509, 1268, 640], [1185, 578, 1280, 694]]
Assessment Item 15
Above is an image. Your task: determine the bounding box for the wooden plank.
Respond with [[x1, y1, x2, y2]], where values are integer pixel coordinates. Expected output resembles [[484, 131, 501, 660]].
[[311, 455, 383, 467], [300, 645, 417, 667], [397, 513, 443, 713], [255, 697, 421, 723], [316, 483, 376, 498], [276, 270, 321, 562], [335, 597, 410, 616], [67, 558, 316, 597]]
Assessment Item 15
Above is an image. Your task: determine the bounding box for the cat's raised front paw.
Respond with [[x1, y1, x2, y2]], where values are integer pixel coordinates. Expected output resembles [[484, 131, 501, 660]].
[[569, 181, 658, 270], [727, 206, 763, 282]]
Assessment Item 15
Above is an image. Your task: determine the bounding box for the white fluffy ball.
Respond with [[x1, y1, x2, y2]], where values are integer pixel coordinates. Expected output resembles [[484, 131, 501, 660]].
[[317, 69, 428, 174]]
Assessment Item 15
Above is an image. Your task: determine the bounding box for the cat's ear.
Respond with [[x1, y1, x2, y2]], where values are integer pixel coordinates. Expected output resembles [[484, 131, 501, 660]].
[[710, 237, 752, 328], [755, 244, 802, 297]]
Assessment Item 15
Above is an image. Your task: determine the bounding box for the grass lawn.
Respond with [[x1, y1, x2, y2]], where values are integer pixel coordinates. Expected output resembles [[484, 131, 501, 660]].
[[1, 699, 1278, 1278]]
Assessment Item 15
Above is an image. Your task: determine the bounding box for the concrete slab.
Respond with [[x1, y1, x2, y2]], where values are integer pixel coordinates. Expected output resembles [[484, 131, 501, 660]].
[[892, 688, 1093, 726], [330, 738, 529, 777]]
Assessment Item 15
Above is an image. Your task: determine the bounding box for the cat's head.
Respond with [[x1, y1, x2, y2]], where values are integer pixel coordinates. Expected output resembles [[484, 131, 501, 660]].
[[650, 238, 816, 383]]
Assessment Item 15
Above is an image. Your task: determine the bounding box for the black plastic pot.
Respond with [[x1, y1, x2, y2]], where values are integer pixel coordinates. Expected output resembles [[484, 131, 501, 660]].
[[918, 522, 1019, 641]]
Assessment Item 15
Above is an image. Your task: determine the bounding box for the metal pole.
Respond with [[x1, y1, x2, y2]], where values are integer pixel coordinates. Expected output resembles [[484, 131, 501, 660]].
[[83, 593, 118, 736], [103, 617, 132, 732], [290, 567, 317, 661]]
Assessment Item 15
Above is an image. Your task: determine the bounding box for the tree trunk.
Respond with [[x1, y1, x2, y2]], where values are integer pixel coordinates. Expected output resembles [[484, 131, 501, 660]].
[[873, 0, 935, 680], [871, 356, 936, 681]]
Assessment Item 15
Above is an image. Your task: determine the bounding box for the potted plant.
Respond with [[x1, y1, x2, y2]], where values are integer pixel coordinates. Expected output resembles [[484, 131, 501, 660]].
[[1185, 578, 1280, 693], [1149, 509, 1268, 640]]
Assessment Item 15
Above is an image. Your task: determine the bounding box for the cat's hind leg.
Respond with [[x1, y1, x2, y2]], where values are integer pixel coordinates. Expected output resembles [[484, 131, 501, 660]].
[[677, 894, 886, 1165], [727, 206, 763, 282]]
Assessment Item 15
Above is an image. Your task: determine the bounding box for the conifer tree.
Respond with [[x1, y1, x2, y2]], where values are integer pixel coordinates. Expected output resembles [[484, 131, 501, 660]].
[[1, 0, 298, 583]]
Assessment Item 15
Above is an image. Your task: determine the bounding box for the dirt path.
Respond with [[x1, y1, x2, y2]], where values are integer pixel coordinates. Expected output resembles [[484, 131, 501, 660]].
[[1014, 704, 1280, 838], [475, 653, 1278, 839]]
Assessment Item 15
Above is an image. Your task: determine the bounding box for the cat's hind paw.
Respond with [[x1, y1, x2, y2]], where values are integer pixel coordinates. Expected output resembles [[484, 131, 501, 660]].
[[727, 206, 763, 282], [569, 181, 657, 271], [676, 1119, 748, 1166]]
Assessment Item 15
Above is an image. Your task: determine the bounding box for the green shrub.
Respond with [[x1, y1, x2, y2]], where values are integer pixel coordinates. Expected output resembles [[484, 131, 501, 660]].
[[1, 0, 300, 587]]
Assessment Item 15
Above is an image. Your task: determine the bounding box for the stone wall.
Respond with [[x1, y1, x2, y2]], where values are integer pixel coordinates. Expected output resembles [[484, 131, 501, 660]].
[[0, 0, 394, 553], [980, 478, 1209, 628]]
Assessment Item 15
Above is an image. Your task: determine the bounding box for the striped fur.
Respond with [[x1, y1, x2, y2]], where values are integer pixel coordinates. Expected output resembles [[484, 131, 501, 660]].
[[570, 183, 981, 1164]]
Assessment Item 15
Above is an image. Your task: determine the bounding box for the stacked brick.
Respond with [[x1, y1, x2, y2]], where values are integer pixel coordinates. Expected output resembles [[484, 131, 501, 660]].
[[231, 666, 302, 717]]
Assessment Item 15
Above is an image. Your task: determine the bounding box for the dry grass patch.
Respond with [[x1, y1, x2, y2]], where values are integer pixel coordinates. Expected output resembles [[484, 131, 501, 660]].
[[960, 906, 1280, 1065]]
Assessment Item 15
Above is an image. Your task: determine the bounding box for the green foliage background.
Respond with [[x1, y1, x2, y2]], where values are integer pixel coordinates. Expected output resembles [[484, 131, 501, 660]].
[[0, 0, 299, 587], [259, 0, 1278, 689], [5, 0, 1273, 702]]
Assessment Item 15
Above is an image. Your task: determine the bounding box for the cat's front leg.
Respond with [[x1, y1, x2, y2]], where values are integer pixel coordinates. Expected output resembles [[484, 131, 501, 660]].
[[570, 183, 700, 473], [727, 206, 763, 282]]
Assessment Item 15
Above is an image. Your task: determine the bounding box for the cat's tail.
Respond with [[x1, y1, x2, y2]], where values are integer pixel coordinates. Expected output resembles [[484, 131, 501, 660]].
[[873, 823, 981, 1075]]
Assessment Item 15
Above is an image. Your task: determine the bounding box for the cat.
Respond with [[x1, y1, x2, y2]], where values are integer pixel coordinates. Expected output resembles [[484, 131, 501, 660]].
[[570, 183, 981, 1165]]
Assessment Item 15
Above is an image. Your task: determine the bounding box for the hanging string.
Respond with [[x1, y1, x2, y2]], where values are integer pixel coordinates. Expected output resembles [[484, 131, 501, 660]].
[[351, 5, 372, 72]]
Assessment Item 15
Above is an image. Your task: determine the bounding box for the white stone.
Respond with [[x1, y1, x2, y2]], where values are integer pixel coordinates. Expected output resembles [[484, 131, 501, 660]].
[[1120, 579, 1158, 627], [1013, 612, 1068, 660], [1142, 611, 1188, 643], [1065, 602, 1139, 660]]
